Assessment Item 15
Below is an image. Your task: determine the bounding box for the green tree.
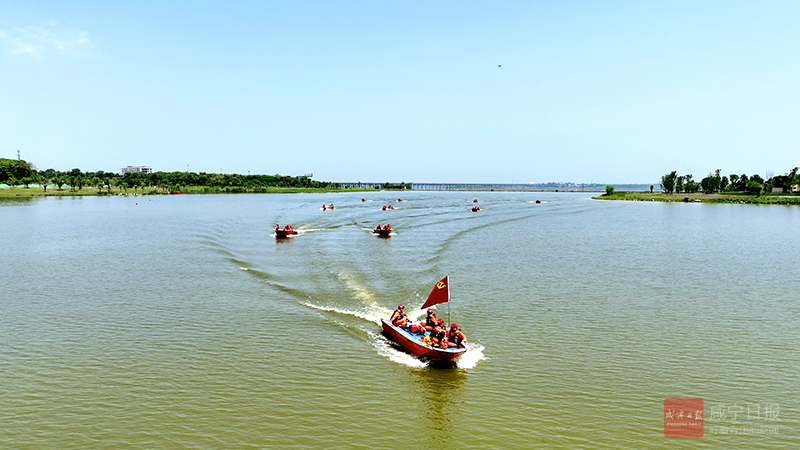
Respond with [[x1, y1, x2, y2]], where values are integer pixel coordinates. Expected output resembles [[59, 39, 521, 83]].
[[746, 180, 763, 196], [660, 171, 677, 194], [729, 174, 739, 190], [36, 172, 49, 192], [0, 158, 32, 184], [605, 185, 614, 196]]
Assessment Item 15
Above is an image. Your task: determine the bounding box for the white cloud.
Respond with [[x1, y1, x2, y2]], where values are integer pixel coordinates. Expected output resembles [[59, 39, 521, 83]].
[[1, 22, 95, 60]]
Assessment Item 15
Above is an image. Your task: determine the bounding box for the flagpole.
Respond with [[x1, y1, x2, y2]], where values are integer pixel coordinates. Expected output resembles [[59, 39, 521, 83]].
[[447, 275, 451, 325]]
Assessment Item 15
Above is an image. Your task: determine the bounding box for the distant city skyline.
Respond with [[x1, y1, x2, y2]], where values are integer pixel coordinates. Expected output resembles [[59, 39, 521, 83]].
[[2, 1, 798, 184]]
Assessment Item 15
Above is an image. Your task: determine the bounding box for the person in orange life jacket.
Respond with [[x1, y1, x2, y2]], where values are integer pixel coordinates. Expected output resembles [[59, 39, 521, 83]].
[[375, 224, 382, 233], [423, 309, 438, 331], [322, 204, 327, 210], [390, 304, 409, 327], [429, 319, 446, 346], [447, 323, 467, 348], [384, 224, 391, 231]]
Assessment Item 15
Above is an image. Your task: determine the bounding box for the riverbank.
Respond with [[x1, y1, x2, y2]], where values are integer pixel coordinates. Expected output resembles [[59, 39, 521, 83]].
[[0, 186, 375, 198], [594, 191, 800, 205]]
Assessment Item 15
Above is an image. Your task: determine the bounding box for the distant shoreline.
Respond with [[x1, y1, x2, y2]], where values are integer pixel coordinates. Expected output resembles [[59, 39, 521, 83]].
[[0, 186, 374, 198], [594, 191, 800, 205]]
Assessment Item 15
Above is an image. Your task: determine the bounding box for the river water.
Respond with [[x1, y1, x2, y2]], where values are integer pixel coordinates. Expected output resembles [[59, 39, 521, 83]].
[[1, 191, 798, 449]]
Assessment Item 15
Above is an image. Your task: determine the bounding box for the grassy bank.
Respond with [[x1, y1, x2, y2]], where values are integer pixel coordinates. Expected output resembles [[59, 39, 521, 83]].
[[0, 185, 376, 198], [594, 191, 800, 205]]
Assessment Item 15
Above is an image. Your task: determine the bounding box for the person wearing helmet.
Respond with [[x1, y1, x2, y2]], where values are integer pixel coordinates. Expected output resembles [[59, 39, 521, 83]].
[[423, 308, 438, 331], [447, 323, 467, 348], [429, 319, 446, 346], [390, 304, 408, 327]]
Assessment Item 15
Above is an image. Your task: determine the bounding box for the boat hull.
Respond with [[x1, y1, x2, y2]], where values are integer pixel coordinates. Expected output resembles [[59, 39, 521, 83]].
[[275, 229, 298, 238], [373, 230, 391, 237], [381, 319, 466, 362]]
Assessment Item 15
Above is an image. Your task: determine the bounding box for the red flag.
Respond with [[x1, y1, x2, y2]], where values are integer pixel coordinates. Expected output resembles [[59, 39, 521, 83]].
[[421, 276, 450, 310]]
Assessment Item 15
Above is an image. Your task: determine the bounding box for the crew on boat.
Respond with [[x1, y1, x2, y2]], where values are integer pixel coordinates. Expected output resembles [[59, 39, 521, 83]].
[[329, 203, 334, 209], [390, 304, 409, 327], [429, 319, 446, 347], [322, 204, 327, 210], [374, 224, 382, 233], [447, 323, 467, 348], [382, 205, 387, 211], [424, 308, 438, 331], [383, 224, 391, 232]]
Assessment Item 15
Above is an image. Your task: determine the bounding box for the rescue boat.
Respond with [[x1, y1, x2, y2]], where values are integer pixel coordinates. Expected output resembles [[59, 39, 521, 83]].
[[381, 276, 468, 362], [274, 225, 298, 238], [275, 229, 297, 238], [373, 228, 392, 237], [471, 206, 481, 212], [381, 319, 466, 362]]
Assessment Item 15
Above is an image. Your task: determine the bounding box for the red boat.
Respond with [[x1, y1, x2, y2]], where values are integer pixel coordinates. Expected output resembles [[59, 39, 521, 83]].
[[274, 224, 298, 238], [373, 229, 391, 237], [471, 206, 481, 212], [381, 319, 466, 362], [381, 276, 468, 362]]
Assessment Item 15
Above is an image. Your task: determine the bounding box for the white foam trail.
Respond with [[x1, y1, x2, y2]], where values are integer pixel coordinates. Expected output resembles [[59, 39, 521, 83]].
[[455, 343, 486, 369], [239, 267, 249, 271], [302, 302, 389, 325], [368, 331, 427, 368]]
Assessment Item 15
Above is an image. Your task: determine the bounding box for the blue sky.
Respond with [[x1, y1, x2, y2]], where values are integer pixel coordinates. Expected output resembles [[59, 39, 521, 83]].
[[1, 1, 798, 183]]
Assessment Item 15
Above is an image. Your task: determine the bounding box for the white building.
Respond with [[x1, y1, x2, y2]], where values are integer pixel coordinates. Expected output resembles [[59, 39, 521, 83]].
[[121, 166, 154, 174]]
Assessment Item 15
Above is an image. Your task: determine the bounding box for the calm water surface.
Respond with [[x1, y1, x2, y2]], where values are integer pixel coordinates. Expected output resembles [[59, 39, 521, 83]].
[[1, 192, 799, 449]]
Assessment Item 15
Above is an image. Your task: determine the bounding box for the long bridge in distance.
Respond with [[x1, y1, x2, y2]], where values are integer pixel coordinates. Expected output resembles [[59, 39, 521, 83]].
[[337, 182, 610, 192]]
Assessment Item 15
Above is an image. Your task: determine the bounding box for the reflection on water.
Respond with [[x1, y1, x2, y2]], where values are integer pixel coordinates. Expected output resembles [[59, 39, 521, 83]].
[[413, 368, 468, 446], [0, 196, 37, 206]]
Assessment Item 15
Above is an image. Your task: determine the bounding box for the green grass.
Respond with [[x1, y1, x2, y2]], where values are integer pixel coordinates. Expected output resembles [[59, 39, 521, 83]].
[[593, 191, 800, 205]]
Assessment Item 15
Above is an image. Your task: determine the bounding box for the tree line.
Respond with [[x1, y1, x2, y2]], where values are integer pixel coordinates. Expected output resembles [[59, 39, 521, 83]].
[[1, 159, 340, 193], [660, 167, 799, 196]]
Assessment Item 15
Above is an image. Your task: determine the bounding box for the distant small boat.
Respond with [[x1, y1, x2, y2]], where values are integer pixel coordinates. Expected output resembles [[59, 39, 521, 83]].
[[373, 229, 391, 237], [373, 224, 392, 237], [473, 199, 478, 202], [471, 206, 481, 212], [535, 200, 541, 204], [274, 224, 298, 238]]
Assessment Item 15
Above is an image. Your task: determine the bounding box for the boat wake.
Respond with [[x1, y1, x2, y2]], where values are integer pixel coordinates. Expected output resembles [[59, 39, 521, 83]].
[[456, 343, 486, 369], [368, 330, 428, 368], [302, 302, 389, 324]]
